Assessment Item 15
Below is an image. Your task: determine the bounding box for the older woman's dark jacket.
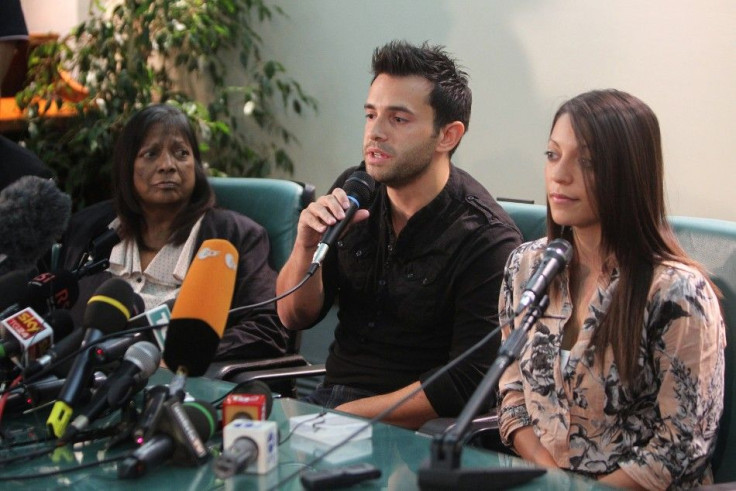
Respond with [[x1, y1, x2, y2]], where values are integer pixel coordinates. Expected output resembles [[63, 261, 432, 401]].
[[59, 200, 288, 362]]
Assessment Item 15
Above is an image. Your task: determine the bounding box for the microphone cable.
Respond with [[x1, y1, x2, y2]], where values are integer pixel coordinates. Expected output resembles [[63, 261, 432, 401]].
[[228, 269, 316, 315], [0, 453, 127, 482], [7, 266, 318, 390], [266, 306, 566, 490], [0, 375, 22, 425], [15, 322, 167, 388]]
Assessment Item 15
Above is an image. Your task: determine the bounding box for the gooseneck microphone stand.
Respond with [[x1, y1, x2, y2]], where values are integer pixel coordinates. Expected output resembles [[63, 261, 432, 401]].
[[417, 295, 551, 490]]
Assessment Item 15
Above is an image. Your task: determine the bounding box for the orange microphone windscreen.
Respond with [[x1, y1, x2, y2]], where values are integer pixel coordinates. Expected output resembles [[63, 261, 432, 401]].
[[163, 239, 238, 376]]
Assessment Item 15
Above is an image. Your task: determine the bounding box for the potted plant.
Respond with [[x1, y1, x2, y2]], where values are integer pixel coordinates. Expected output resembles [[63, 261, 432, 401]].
[[17, 0, 316, 208]]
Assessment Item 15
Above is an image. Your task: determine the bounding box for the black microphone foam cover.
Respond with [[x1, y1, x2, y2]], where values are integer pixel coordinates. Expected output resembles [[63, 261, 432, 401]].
[[89, 228, 121, 260], [0, 269, 32, 312], [44, 309, 75, 341], [26, 270, 80, 312], [82, 277, 136, 335]]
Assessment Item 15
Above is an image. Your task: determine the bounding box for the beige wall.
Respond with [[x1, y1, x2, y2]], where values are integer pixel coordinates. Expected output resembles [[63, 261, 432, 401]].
[[20, 0, 736, 221]]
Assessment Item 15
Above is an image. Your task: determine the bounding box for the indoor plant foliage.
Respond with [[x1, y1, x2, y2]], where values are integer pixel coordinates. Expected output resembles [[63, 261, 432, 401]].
[[18, 0, 316, 208]]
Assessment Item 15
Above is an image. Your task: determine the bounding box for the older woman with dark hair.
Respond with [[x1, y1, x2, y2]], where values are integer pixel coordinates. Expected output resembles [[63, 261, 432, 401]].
[[61, 103, 288, 362], [498, 90, 725, 489]]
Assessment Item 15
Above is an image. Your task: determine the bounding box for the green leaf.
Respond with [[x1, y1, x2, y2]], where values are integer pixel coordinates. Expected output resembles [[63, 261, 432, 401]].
[[19, 0, 316, 210]]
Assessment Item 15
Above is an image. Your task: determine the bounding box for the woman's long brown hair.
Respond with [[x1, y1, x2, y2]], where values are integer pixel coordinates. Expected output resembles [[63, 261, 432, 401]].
[[546, 90, 711, 383]]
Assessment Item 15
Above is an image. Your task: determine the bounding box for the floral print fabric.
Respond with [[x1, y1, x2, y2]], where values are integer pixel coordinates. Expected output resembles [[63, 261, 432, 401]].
[[498, 239, 725, 489]]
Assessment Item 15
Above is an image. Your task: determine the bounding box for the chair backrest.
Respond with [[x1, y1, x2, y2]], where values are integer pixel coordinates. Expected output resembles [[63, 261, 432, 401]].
[[498, 201, 736, 483], [208, 177, 314, 271]]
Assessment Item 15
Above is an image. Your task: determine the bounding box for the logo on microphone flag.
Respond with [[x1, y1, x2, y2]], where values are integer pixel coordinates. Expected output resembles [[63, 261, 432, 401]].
[[147, 303, 172, 351], [1, 307, 54, 364]]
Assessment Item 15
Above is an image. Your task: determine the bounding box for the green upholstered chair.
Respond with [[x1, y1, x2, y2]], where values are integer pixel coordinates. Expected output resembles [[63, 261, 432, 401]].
[[668, 216, 736, 483], [208, 177, 314, 271], [204, 177, 318, 396]]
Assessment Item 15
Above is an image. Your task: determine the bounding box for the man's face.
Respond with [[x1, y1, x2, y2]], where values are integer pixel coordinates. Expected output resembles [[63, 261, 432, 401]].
[[362, 74, 440, 188]]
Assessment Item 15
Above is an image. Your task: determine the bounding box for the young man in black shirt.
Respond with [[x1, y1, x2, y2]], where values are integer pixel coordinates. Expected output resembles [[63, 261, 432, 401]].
[[276, 41, 521, 429]]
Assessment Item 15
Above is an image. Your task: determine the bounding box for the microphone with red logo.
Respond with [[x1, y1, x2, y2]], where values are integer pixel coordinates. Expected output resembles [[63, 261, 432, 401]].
[[221, 380, 273, 426], [0, 306, 74, 366], [0, 270, 79, 320], [215, 380, 277, 478]]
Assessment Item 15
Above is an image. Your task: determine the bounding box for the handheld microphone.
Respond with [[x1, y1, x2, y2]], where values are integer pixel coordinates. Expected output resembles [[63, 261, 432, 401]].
[[73, 228, 121, 278], [222, 379, 274, 426], [0, 270, 79, 320], [26, 270, 80, 312], [93, 297, 174, 365], [3, 372, 107, 415], [133, 384, 170, 445], [163, 239, 238, 377], [23, 324, 84, 380], [46, 277, 137, 438], [0, 176, 72, 276], [215, 380, 277, 478], [0, 269, 34, 313], [0, 306, 74, 365], [118, 399, 217, 479], [89, 228, 121, 262], [90, 335, 142, 366], [129, 298, 174, 351], [514, 239, 573, 315], [63, 341, 160, 441], [215, 419, 278, 477], [311, 171, 375, 266]]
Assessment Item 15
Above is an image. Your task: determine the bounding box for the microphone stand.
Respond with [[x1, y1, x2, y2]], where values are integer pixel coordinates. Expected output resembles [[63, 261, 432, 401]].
[[417, 296, 550, 490]]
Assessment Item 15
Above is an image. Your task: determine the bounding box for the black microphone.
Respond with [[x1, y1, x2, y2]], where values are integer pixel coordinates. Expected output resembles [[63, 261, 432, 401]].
[[3, 372, 107, 415], [0, 270, 79, 319], [90, 335, 142, 366], [117, 399, 218, 479], [214, 418, 279, 477], [311, 171, 375, 266], [89, 228, 122, 262], [46, 277, 137, 438], [26, 270, 80, 313], [514, 239, 573, 315], [73, 228, 122, 277], [62, 341, 160, 442], [133, 385, 170, 445], [23, 324, 84, 380], [0, 176, 72, 276], [92, 297, 173, 365], [0, 269, 33, 313]]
